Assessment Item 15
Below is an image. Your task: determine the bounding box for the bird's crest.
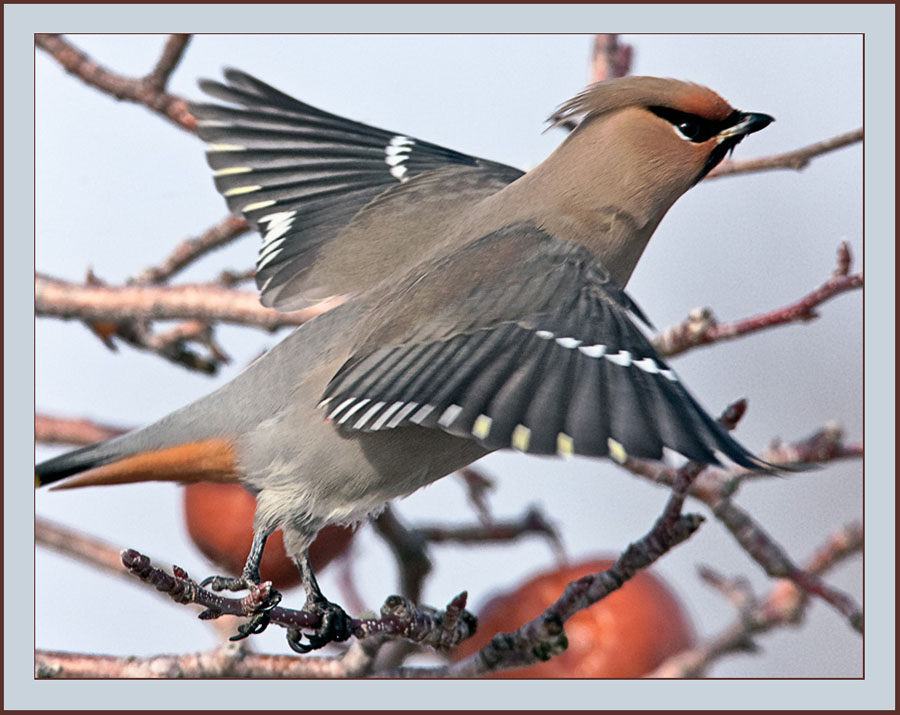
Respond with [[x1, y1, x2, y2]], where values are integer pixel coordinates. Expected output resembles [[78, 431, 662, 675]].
[[548, 76, 735, 131]]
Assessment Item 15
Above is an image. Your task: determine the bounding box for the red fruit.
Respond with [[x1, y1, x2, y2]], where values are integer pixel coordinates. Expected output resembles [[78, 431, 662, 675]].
[[183, 482, 354, 590], [454, 557, 694, 678]]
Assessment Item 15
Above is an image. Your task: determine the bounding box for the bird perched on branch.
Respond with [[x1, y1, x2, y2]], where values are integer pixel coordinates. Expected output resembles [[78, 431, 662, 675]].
[[36, 71, 773, 652]]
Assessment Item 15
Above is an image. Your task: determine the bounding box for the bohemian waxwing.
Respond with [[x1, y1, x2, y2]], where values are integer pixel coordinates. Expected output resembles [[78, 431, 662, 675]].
[[36, 70, 774, 652]]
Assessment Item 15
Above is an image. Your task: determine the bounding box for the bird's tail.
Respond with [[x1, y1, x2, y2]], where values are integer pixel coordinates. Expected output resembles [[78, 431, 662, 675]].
[[35, 434, 239, 490]]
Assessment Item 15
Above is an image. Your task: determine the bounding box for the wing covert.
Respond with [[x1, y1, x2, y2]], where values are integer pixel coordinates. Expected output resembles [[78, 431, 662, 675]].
[[319, 223, 764, 469], [192, 69, 521, 309]]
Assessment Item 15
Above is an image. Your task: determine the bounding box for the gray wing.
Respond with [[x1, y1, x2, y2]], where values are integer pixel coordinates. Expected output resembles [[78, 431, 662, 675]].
[[192, 69, 522, 309], [319, 223, 765, 469]]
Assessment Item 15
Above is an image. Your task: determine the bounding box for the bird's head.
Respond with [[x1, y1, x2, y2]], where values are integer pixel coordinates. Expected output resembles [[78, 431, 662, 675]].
[[549, 76, 773, 188], [511, 76, 775, 285]]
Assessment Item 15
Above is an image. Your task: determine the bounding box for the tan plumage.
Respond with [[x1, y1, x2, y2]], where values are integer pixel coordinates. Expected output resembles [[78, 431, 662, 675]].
[[36, 71, 773, 652], [548, 76, 735, 128]]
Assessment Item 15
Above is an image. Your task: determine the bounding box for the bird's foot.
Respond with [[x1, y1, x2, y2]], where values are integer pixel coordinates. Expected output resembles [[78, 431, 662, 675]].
[[200, 573, 257, 593], [286, 597, 352, 654], [230, 585, 283, 641], [200, 573, 283, 641]]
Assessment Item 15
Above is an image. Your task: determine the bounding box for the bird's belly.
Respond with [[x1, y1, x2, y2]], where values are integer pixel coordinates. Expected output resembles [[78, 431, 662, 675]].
[[238, 393, 490, 534]]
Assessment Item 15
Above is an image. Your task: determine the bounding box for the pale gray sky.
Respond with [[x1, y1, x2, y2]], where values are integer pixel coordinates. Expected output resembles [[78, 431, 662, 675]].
[[34, 32, 863, 682]]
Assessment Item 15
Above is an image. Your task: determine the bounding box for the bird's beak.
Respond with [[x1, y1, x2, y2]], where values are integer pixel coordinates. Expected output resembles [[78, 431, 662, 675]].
[[717, 112, 775, 142]]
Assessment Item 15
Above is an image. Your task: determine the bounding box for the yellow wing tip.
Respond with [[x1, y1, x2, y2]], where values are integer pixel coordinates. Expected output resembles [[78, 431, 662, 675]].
[[511, 424, 531, 452], [472, 414, 493, 440], [607, 438, 628, 464], [557, 433, 574, 458]]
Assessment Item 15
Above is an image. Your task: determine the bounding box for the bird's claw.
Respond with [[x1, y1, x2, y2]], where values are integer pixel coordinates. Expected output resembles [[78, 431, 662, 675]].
[[200, 572, 283, 640], [200, 573, 254, 592], [230, 612, 269, 640], [286, 598, 352, 654]]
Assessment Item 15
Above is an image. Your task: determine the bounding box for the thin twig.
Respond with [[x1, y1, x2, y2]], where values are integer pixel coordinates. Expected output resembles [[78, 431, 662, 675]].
[[83, 312, 230, 374], [752, 422, 862, 478], [621, 420, 864, 631], [653, 242, 862, 358], [144, 34, 192, 92], [141, 320, 231, 368], [456, 467, 495, 527], [80, 216, 247, 372], [556, 34, 635, 132], [35, 34, 196, 132], [417, 506, 565, 562], [35, 518, 130, 578], [707, 128, 863, 179], [133, 215, 249, 285], [649, 522, 863, 677], [34, 414, 126, 445], [62, 270, 236, 373], [372, 507, 432, 604], [218, 267, 258, 288], [591, 34, 633, 83]]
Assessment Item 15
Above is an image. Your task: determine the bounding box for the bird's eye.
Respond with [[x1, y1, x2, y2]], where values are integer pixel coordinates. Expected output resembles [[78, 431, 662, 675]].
[[648, 106, 719, 143], [675, 119, 701, 141]]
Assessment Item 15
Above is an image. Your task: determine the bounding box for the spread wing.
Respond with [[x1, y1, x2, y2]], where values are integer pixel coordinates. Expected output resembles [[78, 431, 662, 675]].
[[318, 223, 764, 469], [191, 69, 522, 309]]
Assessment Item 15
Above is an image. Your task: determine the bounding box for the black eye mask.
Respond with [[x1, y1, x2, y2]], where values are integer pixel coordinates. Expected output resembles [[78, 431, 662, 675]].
[[647, 106, 744, 143]]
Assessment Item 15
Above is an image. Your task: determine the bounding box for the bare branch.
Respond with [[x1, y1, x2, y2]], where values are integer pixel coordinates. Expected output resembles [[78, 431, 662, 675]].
[[36, 517, 255, 648], [144, 34, 192, 92], [90, 314, 231, 374], [707, 128, 863, 179], [755, 422, 862, 474], [73, 269, 234, 373], [120, 549, 477, 652], [372, 507, 432, 604], [710, 500, 862, 630], [34, 511, 246, 642], [35, 272, 342, 330], [35, 414, 126, 445], [627, 422, 861, 497], [805, 522, 864, 575], [60, 216, 249, 373], [649, 522, 862, 677], [621, 419, 863, 631], [394, 402, 746, 677], [373, 501, 565, 608], [417, 506, 564, 562], [91, 213, 248, 370], [35, 518, 130, 578], [138, 320, 231, 371], [555, 34, 635, 133], [696, 566, 756, 611], [36, 639, 382, 679], [653, 242, 862, 358], [218, 267, 258, 288], [133, 215, 249, 285], [403, 512, 704, 677], [591, 34, 633, 82], [35, 34, 196, 132], [456, 467, 495, 526]]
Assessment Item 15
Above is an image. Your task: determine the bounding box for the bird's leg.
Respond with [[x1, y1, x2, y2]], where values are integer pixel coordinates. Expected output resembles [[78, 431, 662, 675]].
[[200, 528, 282, 640], [285, 550, 352, 653], [201, 527, 271, 592]]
